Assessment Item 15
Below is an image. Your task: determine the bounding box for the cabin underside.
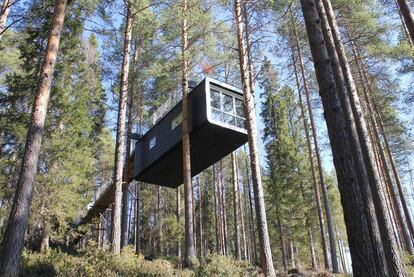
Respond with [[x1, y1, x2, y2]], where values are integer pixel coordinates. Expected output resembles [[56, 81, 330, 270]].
[[135, 121, 248, 187]]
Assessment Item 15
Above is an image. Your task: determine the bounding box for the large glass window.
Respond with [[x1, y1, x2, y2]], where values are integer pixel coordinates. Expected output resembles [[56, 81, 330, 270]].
[[210, 89, 246, 129]]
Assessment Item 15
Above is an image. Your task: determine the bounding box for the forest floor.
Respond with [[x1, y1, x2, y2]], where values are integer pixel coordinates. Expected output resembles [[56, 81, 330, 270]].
[[19, 243, 355, 277]]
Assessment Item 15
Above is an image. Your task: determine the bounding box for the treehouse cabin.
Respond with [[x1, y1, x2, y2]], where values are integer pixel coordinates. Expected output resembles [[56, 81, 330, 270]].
[[133, 77, 248, 187], [75, 77, 248, 227]]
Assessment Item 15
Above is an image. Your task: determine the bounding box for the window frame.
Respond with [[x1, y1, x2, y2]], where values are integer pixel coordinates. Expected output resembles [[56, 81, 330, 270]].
[[207, 85, 246, 131]]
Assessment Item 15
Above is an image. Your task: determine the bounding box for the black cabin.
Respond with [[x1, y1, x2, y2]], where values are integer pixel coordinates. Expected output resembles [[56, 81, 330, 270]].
[[133, 77, 248, 188]]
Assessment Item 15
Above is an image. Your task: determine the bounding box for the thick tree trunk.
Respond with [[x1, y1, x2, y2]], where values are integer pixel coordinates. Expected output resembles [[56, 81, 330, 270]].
[[241, 0, 254, 96], [121, 40, 139, 249], [295, 4, 338, 272], [181, 0, 195, 265], [112, 0, 133, 254], [0, 0, 12, 36], [317, 1, 405, 274], [0, 1, 68, 275], [289, 12, 330, 270], [394, 0, 414, 46], [396, 0, 414, 45], [231, 152, 241, 260], [234, 1, 275, 275], [300, 1, 389, 275]]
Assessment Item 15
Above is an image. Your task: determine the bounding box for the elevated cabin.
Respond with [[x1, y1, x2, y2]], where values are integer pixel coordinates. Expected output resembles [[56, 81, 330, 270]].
[[133, 77, 248, 187]]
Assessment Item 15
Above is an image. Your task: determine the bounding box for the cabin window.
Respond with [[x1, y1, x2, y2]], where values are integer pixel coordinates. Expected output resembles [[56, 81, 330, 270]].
[[172, 112, 182, 130], [210, 88, 245, 129], [149, 136, 157, 149]]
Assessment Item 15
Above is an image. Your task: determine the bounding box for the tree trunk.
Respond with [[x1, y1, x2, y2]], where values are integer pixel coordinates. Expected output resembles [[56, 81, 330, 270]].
[[0, 0, 12, 36], [241, 0, 254, 96], [112, 0, 133, 254], [300, 1, 389, 275], [396, 0, 414, 45], [198, 174, 203, 258], [289, 11, 330, 270], [290, 239, 296, 269], [220, 161, 228, 255], [181, 0, 195, 265], [192, 181, 196, 254], [317, 1, 406, 274], [236, 155, 248, 260], [176, 187, 181, 259], [121, 39, 139, 249], [121, 185, 129, 248], [306, 217, 318, 271], [0, 1, 68, 275], [277, 215, 288, 274], [213, 164, 221, 253], [157, 186, 162, 255], [243, 145, 257, 264], [234, 1, 275, 275], [394, 0, 414, 46], [135, 182, 141, 253], [231, 152, 241, 260]]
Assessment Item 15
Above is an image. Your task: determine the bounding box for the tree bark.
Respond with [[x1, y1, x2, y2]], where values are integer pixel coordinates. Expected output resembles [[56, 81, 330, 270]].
[[157, 186, 162, 255], [213, 164, 221, 253], [306, 217, 318, 270], [236, 155, 248, 260], [243, 145, 257, 264], [112, 0, 133, 254], [0, 1, 68, 275], [300, 1, 389, 275], [289, 11, 330, 270], [219, 161, 228, 255], [198, 174, 204, 258], [317, 1, 406, 274], [234, 1, 275, 275], [176, 187, 181, 259], [231, 152, 241, 260], [181, 0, 195, 265], [0, 0, 12, 36], [135, 182, 141, 253], [121, 39, 139, 249], [396, 0, 414, 45]]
